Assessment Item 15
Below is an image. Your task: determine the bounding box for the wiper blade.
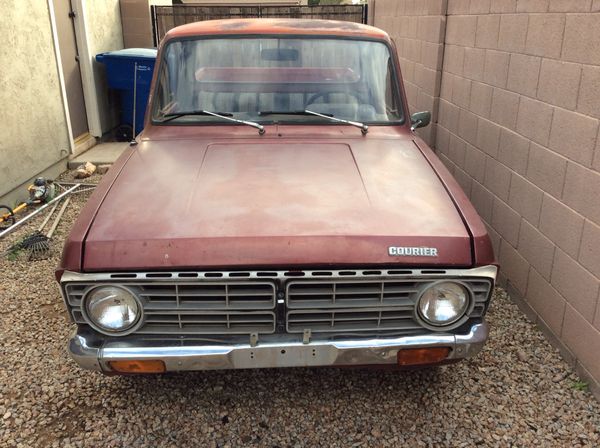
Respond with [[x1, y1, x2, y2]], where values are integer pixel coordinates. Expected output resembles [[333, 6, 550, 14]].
[[259, 110, 368, 135], [258, 110, 332, 117], [159, 110, 265, 135], [304, 109, 368, 135]]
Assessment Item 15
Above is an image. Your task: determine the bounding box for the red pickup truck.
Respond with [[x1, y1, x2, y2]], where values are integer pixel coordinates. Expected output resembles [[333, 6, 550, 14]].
[[58, 19, 497, 374]]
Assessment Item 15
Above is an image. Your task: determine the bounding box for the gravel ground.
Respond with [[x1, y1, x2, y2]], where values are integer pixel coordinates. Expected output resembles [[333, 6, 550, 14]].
[[1, 171, 599, 447]]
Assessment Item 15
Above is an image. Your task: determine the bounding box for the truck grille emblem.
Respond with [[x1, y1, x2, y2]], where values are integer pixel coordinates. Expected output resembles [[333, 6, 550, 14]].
[[388, 246, 438, 257]]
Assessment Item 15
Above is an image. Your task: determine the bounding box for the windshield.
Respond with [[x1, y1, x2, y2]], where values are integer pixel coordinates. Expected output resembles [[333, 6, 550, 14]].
[[152, 37, 403, 125]]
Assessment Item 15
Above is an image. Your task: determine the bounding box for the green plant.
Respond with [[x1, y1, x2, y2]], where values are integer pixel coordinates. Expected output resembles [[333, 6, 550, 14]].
[[571, 381, 588, 391]]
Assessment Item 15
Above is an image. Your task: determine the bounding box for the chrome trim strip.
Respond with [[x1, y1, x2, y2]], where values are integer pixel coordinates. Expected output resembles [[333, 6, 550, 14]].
[[61, 265, 498, 283], [67, 321, 489, 372]]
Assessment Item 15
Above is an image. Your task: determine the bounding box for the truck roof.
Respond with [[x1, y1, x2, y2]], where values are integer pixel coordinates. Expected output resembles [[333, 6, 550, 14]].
[[164, 18, 390, 41]]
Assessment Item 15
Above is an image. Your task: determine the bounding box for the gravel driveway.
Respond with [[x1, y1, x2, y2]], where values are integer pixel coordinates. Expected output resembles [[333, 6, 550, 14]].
[[1, 173, 599, 447]]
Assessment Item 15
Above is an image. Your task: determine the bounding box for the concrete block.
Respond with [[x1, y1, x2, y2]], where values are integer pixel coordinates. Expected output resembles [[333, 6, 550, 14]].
[[518, 219, 556, 280], [446, 15, 477, 46], [440, 72, 454, 101], [447, 0, 470, 15], [463, 47, 486, 82], [420, 42, 444, 70], [539, 194, 585, 258], [525, 142, 567, 197], [476, 118, 501, 158], [417, 90, 438, 121], [483, 50, 510, 88], [578, 65, 600, 119], [490, 88, 520, 130], [498, 128, 530, 175], [439, 99, 460, 134], [516, 97, 554, 146], [498, 14, 529, 53], [579, 220, 600, 278], [562, 162, 600, 224], [538, 60, 582, 110], [470, 0, 491, 14], [484, 156, 512, 201], [486, 224, 501, 255], [493, 199, 522, 247], [596, 296, 600, 331], [549, 108, 598, 166], [549, 0, 592, 12], [469, 82, 493, 118], [475, 15, 500, 49], [507, 54, 542, 97], [517, 0, 549, 12], [448, 133, 467, 168], [471, 180, 494, 222], [439, 152, 456, 173], [509, 174, 544, 226], [424, 0, 448, 15], [498, 239, 530, 294], [454, 165, 473, 195], [418, 16, 446, 43], [458, 108, 479, 144], [562, 305, 600, 384], [491, 0, 517, 13], [436, 125, 451, 155], [443, 45, 465, 76], [552, 251, 600, 322], [464, 143, 486, 182], [404, 81, 418, 107], [563, 14, 600, 65], [525, 14, 566, 59], [527, 268, 566, 336], [452, 75, 472, 109], [415, 65, 441, 96], [123, 33, 153, 49]]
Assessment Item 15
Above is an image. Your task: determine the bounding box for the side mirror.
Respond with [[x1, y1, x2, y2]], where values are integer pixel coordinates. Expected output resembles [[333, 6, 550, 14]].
[[410, 111, 431, 131]]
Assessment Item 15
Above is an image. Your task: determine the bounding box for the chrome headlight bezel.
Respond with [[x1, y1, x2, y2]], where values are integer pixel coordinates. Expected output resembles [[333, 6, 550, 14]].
[[81, 285, 144, 336], [415, 280, 474, 331]]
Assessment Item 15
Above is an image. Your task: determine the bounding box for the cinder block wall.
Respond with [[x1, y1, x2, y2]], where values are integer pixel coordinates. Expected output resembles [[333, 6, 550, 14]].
[[372, 0, 600, 394], [373, 0, 447, 146]]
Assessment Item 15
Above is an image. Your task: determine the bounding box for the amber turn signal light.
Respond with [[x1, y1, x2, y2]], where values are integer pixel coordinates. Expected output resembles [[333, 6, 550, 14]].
[[396, 347, 451, 366], [108, 360, 166, 374]]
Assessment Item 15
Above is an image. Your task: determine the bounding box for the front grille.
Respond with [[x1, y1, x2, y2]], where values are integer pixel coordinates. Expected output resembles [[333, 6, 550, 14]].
[[64, 282, 277, 335], [62, 267, 495, 337], [286, 279, 492, 333]]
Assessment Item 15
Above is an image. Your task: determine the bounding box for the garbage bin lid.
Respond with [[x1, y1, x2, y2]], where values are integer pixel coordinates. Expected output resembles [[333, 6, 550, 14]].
[[96, 48, 158, 62]]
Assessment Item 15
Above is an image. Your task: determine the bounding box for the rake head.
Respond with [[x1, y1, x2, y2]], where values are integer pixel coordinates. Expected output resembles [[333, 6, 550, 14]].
[[8, 231, 52, 260]]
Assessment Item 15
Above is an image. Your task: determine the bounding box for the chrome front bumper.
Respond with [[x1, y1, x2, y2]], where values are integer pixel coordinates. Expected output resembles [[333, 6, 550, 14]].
[[68, 321, 489, 373]]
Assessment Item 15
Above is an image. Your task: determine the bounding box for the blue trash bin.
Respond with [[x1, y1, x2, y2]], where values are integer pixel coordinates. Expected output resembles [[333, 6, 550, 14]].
[[96, 48, 158, 138]]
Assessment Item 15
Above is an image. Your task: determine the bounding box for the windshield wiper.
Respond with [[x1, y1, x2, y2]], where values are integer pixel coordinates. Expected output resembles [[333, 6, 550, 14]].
[[259, 109, 368, 135], [159, 110, 265, 135]]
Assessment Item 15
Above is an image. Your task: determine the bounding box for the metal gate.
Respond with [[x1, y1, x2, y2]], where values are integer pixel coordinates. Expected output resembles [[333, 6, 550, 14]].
[[151, 4, 369, 46]]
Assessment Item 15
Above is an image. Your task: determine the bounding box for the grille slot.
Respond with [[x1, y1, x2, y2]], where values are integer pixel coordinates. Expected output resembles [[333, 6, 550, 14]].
[[65, 281, 276, 335], [286, 278, 492, 334]]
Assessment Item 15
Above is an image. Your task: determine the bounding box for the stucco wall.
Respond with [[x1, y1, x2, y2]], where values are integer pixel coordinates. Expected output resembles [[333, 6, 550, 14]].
[[372, 0, 600, 395], [84, 0, 125, 134], [0, 0, 69, 204]]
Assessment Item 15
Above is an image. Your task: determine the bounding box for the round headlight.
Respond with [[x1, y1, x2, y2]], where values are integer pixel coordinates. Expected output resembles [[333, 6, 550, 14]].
[[84, 286, 141, 334], [417, 281, 470, 327]]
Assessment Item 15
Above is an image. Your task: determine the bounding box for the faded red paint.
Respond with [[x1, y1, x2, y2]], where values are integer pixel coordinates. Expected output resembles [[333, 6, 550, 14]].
[[165, 18, 390, 41], [58, 19, 495, 275]]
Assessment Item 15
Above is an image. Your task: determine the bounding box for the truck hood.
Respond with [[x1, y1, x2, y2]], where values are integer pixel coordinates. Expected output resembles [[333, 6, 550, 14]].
[[83, 137, 471, 270]]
